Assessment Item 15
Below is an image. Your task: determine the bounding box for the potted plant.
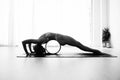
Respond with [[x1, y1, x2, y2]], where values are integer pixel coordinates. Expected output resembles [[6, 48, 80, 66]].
[[102, 27, 112, 48]]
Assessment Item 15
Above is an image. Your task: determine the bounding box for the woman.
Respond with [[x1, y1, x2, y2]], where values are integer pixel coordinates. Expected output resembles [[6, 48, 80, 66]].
[[22, 32, 102, 56]]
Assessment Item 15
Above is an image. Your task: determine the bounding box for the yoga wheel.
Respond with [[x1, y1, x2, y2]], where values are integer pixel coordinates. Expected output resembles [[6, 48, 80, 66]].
[[45, 40, 61, 54]]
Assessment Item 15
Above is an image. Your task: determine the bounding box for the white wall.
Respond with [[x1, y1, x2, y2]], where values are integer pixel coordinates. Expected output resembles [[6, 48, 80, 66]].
[[91, 0, 101, 48], [32, 0, 91, 46], [110, 0, 120, 49], [0, 0, 93, 48], [101, 0, 109, 28], [0, 0, 9, 44], [8, 0, 92, 47], [0, 0, 111, 48], [14, 0, 33, 45]]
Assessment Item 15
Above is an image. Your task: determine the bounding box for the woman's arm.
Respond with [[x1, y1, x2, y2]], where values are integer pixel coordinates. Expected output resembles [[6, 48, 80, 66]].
[[28, 43, 35, 53], [22, 39, 39, 56]]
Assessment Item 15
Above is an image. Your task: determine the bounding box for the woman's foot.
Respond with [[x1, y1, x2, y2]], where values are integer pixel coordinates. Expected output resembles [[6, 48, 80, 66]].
[[92, 50, 103, 55]]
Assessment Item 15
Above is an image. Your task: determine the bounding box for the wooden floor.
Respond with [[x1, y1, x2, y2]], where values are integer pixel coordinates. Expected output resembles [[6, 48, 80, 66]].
[[0, 47, 120, 80]]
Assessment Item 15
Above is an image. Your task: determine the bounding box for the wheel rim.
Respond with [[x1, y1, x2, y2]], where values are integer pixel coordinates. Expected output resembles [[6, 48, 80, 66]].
[[45, 40, 61, 54]]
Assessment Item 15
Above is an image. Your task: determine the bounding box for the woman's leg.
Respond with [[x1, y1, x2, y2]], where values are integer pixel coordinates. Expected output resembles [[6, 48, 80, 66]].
[[64, 36, 102, 54]]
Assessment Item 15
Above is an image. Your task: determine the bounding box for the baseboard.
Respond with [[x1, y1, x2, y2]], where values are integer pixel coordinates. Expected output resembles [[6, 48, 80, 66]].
[[0, 44, 18, 47]]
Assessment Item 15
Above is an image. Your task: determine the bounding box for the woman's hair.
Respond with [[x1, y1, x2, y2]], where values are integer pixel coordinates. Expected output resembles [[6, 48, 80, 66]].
[[33, 44, 46, 56]]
